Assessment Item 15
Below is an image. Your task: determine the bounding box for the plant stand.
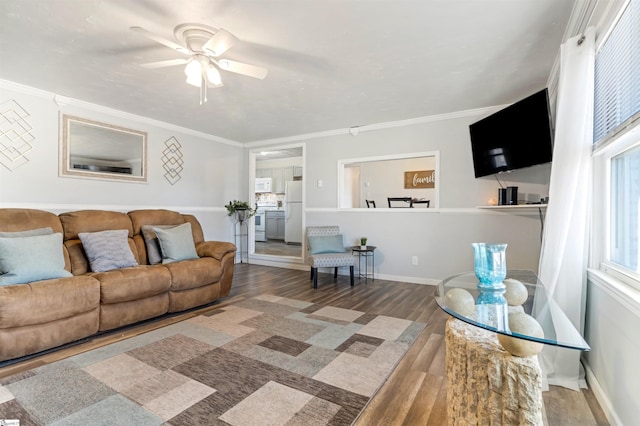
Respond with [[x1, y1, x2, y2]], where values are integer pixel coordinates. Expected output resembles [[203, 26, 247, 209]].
[[233, 209, 249, 264]]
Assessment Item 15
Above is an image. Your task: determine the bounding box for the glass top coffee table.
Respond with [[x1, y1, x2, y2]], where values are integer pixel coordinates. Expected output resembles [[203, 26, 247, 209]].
[[435, 270, 590, 351]]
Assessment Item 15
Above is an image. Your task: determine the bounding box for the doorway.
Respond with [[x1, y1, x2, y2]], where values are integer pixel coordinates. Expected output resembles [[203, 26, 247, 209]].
[[250, 145, 304, 259]]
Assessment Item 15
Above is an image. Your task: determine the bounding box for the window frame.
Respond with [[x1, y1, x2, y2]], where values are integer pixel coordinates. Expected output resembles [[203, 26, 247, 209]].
[[593, 122, 640, 291], [591, 0, 640, 290]]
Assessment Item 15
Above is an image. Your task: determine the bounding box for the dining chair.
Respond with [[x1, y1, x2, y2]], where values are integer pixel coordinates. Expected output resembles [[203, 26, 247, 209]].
[[387, 197, 413, 208]]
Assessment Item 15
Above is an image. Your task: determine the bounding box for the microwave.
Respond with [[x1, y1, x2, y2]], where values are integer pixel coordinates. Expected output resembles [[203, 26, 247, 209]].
[[255, 177, 272, 193]]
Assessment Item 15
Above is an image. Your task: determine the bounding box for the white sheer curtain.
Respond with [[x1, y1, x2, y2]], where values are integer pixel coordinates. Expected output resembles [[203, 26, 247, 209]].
[[537, 27, 595, 391]]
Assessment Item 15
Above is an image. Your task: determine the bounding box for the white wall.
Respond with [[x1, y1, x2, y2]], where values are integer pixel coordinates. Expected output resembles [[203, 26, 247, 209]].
[[584, 272, 640, 426], [253, 110, 551, 282], [0, 82, 243, 243]]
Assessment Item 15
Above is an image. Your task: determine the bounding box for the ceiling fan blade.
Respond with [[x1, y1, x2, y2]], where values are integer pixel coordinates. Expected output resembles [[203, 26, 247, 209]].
[[130, 26, 190, 54], [217, 59, 268, 80], [202, 28, 238, 57], [139, 58, 190, 69]]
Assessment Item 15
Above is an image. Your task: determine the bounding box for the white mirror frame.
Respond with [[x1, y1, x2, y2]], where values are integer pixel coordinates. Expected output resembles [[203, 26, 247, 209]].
[[60, 115, 147, 183], [338, 151, 440, 208]]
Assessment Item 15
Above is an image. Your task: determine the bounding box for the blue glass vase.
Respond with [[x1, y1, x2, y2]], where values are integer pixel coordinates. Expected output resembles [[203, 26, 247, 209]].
[[472, 242, 507, 287], [472, 243, 509, 330]]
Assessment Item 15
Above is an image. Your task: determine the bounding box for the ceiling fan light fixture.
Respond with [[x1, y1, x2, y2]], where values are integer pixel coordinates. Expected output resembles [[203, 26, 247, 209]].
[[185, 60, 202, 86], [206, 65, 222, 86]]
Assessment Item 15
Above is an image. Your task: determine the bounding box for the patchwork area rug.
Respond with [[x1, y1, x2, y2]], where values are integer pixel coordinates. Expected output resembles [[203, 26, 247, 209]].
[[0, 295, 426, 425]]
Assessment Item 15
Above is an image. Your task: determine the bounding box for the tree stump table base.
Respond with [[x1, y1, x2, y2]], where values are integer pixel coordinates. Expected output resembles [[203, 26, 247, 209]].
[[445, 318, 543, 425]]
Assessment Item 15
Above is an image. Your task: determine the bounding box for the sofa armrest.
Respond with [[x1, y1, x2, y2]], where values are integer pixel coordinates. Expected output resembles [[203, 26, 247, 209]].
[[196, 241, 236, 261]]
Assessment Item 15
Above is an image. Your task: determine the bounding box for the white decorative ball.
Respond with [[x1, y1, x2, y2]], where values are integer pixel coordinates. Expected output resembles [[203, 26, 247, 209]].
[[504, 278, 528, 306], [498, 312, 544, 357], [444, 288, 475, 316]]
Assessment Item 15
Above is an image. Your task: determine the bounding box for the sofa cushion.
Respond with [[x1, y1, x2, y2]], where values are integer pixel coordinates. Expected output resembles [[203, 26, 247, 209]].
[[93, 265, 172, 304], [164, 257, 222, 291], [79, 230, 139, 272], [60, 210, 139, 274], [153, 223, 199, 264], [0, 233, 73, 285], [0, 275, 100, 328]]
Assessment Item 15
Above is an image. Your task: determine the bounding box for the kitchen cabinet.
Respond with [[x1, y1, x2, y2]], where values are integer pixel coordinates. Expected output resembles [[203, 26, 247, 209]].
[[265, 210, 285, 240], [257, 166, 302, 193], [272, 167, 297, 193], [271, 168, 284, 193], [282, 166, 294, 184], [256, 168, 272, 179]]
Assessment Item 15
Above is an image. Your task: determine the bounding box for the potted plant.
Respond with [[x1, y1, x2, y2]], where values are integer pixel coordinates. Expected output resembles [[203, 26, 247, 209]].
[[224, 200, 256, 223], [360, 237, 368, 249]]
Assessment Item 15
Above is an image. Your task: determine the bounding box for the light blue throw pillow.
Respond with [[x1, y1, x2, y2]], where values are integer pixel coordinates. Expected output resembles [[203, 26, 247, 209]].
[[78, 229, 138, 272], [308, 234, 346, 255], [0, 232, 72, 286], [0, 227, 53, 238], [152, 222, 199, 264]]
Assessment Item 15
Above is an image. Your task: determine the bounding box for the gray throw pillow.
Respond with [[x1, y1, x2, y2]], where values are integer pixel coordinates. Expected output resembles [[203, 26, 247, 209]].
[[0, 232, 72, 285], [141, 224, 176, 265], [152, 222, 198, 264], [78, 229, 138, 272]]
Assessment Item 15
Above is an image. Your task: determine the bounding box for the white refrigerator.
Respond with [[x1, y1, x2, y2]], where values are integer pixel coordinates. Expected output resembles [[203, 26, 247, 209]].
[[284, 180, 302, 244]]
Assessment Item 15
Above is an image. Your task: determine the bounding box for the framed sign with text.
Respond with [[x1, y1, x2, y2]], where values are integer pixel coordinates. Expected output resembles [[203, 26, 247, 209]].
[[404, 170, 435, 189]]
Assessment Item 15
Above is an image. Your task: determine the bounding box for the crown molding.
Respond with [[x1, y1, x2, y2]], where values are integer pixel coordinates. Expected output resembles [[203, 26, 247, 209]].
[[247, 104, 506, 147], [0, 79, 241, 147], [1, 78, 507, 148]]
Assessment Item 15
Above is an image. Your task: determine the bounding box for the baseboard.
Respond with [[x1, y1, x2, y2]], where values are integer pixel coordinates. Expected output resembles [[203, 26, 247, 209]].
[[241, 260, 440, 286], [247, 256, 308, 271], [375, 273, 439, 285], [584, 361, 623, 425]]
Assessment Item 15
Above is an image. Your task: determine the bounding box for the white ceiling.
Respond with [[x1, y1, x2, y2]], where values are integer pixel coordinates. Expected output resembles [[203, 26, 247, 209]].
[[0, 0, 576, 144]]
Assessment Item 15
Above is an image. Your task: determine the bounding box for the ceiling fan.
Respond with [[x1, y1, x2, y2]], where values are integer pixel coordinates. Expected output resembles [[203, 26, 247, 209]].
[[130, 23, 268, 104]]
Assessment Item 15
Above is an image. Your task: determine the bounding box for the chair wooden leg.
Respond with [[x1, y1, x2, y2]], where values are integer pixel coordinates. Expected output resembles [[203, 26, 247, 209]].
[[350, 266, 354, 286], [313, 267, 318, 289], [334, 267, 338, 279], [310, 268, 314, 280]]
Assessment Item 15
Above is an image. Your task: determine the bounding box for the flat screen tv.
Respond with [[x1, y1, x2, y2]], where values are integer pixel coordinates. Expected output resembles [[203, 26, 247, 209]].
[[469, 88, 554, 178]]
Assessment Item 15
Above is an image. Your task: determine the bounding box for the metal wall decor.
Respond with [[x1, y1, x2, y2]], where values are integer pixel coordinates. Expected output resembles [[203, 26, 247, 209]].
[[162, 136, 184, 185], [0, 99, 35, 171]]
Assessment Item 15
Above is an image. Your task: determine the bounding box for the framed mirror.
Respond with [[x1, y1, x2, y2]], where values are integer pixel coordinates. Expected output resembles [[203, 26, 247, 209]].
[[60, 115, 147, 182]]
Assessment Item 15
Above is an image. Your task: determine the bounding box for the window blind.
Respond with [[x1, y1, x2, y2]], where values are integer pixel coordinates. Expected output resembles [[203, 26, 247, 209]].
[[593, 0, 640, 144]]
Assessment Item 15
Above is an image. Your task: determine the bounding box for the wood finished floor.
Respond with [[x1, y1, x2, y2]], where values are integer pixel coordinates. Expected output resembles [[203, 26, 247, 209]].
[[0, 264, 609, 425]]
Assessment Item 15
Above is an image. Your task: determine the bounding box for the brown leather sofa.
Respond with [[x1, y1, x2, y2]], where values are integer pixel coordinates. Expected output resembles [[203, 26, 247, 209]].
[[0, 208, 236, 362]]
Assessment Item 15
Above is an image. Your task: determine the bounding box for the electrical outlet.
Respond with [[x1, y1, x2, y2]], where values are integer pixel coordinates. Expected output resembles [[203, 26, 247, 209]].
[[412, 256, 418, 265]]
